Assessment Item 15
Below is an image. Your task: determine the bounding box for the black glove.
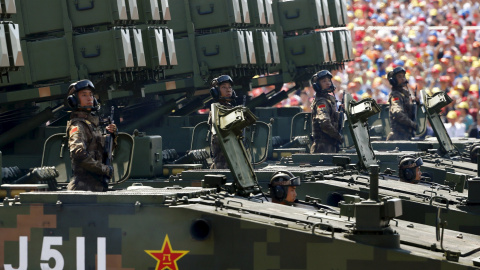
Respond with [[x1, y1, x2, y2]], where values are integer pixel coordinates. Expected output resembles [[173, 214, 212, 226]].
[[335, 133, 343, 143], [103, 165, 114, 179], [411, 122, 418, 131]]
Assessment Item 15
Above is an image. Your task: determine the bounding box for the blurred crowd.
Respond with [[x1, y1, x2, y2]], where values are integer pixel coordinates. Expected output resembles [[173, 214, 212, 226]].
[[252, 0, 480, 138]]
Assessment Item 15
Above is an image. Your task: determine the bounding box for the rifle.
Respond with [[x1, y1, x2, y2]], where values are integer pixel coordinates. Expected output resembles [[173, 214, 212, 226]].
[[336, 93, 345, 152], [103, 106, 115, 189], [411, 86, 418, 138]]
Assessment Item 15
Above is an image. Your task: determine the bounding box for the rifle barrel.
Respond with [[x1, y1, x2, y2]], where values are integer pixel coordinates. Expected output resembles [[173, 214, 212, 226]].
[[103, 106, 115, 188]]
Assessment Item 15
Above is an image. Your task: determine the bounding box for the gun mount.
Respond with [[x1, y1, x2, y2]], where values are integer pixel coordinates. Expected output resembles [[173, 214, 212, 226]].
[[344, 93, 381, 171], [422, 90, 460, 158], [211, 103, 261, 196], [344, 165, 403, 248]]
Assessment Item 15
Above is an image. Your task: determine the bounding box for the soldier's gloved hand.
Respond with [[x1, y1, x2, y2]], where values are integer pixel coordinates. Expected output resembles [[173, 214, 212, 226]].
[[412, 122, 418, 131], [334, 133, 343, 142], [107, 165, 114, 178], [102, 165, 114, 179]]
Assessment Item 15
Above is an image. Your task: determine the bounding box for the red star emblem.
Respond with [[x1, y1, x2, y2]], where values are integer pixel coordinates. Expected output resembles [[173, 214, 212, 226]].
[[145, 235, 189, 270]]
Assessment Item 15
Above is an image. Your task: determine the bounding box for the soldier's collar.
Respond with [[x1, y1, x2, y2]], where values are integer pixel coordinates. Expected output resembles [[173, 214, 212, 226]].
[[71, 111, 89, 119], [71, 111, 98, 126], [315, 92, 333, 99], [218, 100, 232, 106]]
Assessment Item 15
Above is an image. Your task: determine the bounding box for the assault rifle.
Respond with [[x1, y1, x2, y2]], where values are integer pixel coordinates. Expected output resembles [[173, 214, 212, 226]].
[[411, 86, 418, 138], [103, 106, 115, 189], [336, 94, 345, 152]]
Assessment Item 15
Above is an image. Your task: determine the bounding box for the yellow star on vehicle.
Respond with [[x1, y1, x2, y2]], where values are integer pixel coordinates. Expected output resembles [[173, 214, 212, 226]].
[[145, 235, 189, 270]]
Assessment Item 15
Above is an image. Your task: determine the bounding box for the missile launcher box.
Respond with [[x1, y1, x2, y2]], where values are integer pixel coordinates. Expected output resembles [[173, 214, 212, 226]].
[[283, 31, 332, 67], [16, 0, 139, 37], [278, 0, 331, 32]]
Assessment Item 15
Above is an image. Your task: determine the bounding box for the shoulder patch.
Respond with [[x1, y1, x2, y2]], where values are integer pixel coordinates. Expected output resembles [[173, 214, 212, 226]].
[[393, 97, 400, 102], [318, 104, 326, 109], [70, 126, 79, 136]]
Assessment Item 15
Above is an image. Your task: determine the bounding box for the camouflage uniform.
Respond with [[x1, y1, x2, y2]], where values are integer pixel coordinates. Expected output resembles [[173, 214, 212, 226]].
[[387, 87, 416, 140], [66, 111, 114, 191], [310, 93, 342, 153], [208, 102, 233, 169]]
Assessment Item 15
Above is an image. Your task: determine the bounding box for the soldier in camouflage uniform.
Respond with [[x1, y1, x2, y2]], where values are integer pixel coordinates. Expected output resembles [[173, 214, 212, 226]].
[[208, 75, 236, 169], [387, 67, 417, 140], [66, 79, 117, 191], [310, 70, 342, 153]]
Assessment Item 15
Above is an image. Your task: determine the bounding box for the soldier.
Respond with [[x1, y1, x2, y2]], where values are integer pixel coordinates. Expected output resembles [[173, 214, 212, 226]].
[[208, 75, 236, 169], [387, 67, 417, 140], [269, 171, 300, 205], [66, 79, 117, 191], [398, 155, 423, 184], [310, 70, 342, 153]]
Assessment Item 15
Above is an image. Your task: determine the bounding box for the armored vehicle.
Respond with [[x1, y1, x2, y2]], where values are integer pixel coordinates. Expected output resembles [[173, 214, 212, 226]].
[[171, 93, 480, 238], [3, 104, 480, 269], [262, 91, 480, 235], [3, 177, 480, 269]]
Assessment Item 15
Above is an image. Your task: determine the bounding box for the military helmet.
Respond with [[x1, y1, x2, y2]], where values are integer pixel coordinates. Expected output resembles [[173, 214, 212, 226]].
[[67, 79, 95, 96], [388, 66, 407, 86], [216, 74, 234, 86], [269, 171, 300, 202], [398, 155, 423, 182], [66, 79, 99, 111], [312, 70, 335, 93]]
